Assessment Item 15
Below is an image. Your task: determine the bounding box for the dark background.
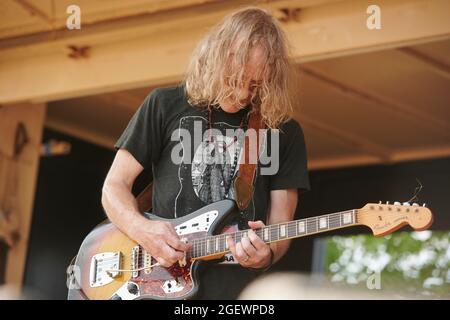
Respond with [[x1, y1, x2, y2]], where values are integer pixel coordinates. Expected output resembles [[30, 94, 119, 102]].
[[1, 128, 448, 299]]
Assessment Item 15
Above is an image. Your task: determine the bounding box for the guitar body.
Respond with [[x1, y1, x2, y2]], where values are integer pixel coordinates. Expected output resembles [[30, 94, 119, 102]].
[[68, 200, 237, 300]]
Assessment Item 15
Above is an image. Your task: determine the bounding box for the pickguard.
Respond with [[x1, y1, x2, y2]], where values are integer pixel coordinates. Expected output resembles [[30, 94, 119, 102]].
[[174, 210, 219, 235]]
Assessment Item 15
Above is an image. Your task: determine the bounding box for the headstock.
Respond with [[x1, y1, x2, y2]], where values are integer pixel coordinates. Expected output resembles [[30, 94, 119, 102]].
[[358, 201, 433, 237]]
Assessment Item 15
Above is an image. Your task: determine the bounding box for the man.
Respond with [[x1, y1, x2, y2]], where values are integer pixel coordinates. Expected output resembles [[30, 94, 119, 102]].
[[102, 7, 310, 299]]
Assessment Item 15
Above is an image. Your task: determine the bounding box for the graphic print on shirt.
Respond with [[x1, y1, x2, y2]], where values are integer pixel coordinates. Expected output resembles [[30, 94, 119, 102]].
[[174, 115, 248, 218], [191, 133, 240, 203]]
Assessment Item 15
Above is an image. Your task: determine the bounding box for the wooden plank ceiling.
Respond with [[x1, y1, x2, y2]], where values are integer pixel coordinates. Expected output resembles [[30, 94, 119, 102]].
[[1, 0, 449, 170]]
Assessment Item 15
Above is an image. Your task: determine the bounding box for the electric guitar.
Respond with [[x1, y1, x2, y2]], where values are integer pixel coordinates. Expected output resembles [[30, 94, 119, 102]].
[[67, 200, 433, 300]]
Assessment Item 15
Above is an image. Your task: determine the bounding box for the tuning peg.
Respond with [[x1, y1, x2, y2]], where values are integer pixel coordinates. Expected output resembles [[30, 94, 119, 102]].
[[378, 201, 382, 204], [394, 201, 401, 205], [402, 202, 411, 206], [386, 201, 390, 204], [422, 203, 427, 207], [412, 203, 419, 206]]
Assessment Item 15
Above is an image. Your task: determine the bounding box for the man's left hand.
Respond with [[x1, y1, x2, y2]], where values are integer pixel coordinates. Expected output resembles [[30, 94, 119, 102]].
[[226, 220, 272, 269]]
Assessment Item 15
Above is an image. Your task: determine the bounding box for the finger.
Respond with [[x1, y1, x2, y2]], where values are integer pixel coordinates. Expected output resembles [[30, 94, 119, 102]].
[[166, 235, 191, 252], [235, 242, 249, 263], [163, 222, 183, 239], [228, 236, 246, 263], [226, 236, 237, 256], [247, 229, 267, 251], [248, 220, 265, 229], [156, 257, 171, 268], [162, 223, 188, 245], [165, 223, 192, 252], [162, 243, 184, 263], [240, 234, 257, 257]]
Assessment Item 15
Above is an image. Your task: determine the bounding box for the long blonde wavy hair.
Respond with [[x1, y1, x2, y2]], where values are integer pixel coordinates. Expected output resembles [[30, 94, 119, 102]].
[[184, 7, 298, 129]]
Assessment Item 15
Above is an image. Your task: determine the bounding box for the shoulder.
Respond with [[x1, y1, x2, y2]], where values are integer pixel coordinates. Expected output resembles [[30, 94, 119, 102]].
[[277, 118, 304, 138], [271, 118, 307, 155], [147, 84, 186, 104], [140, 84, 192, 116], [137, 84, 198, 128]]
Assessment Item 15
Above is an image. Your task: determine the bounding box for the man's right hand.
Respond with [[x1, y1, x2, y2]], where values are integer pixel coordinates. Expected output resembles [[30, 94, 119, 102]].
[[131, 218, 192, 268], [101, 149, 191, 268]]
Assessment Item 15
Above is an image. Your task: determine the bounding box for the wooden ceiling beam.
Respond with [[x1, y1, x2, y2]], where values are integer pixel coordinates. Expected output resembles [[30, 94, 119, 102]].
[[300, 65, 450, 140], [1, 0, 449, 104], [307, 144, 450, 170], [390, 144, 450, 162], [397, 47, 450, 80], [307, 155, 381, 170], [296, 114, 393, 162], [45, 116, 115, 150], [13, 0, 54, 26]]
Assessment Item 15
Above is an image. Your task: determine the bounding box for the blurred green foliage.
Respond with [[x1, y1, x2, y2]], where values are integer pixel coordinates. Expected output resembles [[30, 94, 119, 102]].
[[324, 231, 450, 298]]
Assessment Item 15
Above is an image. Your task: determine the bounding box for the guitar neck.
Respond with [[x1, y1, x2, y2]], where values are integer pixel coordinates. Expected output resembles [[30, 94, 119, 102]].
[[189, 209, 360, 260]]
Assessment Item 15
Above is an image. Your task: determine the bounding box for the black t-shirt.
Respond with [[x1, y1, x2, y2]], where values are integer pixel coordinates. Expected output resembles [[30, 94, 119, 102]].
[[114, 84, 310, 299]]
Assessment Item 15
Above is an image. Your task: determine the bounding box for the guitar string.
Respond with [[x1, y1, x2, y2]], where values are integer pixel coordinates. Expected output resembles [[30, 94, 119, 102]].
[[188, 211, 357, 258], [105, 262, 161, 274], [187, 210, 356, 254], [96, 210, 357, 267], [114, 210, 356, 261], [96, 214, 351, 267], [99, 213, 358, 274], [98, 210, 357, 263]]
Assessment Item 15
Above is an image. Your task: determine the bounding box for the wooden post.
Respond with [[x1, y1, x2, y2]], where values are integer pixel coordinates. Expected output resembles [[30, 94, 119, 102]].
[[0, 102, 46, 291]]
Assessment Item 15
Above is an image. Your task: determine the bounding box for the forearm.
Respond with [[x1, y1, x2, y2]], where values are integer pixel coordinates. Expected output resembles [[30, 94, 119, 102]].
[[266, 188, 299, 265], [101, 179, 147, 238]]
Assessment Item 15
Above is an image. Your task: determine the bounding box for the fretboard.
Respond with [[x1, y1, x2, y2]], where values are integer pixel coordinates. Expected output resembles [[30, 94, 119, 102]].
[[188, 209, 358, 259]]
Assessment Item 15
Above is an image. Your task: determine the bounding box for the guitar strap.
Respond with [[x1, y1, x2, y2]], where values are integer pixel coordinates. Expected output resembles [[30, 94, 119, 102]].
[[136, 110, 265, 213], [233, 110, 265, 211]]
